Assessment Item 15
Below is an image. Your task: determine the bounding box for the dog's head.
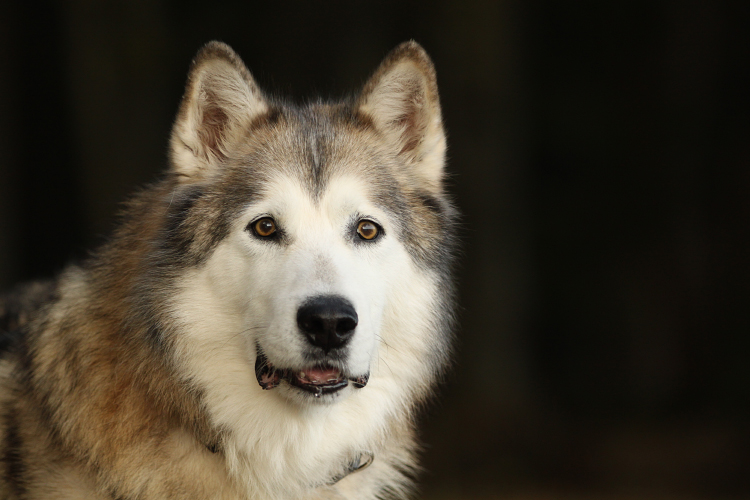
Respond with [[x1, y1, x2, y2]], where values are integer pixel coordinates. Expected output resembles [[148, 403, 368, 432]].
[[160, 42, 455, 410]]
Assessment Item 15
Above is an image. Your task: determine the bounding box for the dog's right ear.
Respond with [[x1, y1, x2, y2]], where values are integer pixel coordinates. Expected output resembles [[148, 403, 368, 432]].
[[169, 41, 267, 181]]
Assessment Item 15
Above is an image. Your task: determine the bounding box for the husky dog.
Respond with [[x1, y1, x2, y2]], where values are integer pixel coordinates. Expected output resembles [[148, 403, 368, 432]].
[[0, 41, 457, 499]]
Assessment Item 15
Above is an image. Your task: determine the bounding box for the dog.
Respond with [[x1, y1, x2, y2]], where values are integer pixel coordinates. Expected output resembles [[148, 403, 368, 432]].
[[0, 40, 458, 499]]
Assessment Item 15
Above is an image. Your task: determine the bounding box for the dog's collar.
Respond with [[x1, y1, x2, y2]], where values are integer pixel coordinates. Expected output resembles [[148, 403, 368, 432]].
[[327, 451, 374, 485]]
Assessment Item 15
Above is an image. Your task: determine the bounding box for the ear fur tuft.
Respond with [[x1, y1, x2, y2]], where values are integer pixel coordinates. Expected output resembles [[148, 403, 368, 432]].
[[170, 41, 267, 180], [357, 41, 446, 192]]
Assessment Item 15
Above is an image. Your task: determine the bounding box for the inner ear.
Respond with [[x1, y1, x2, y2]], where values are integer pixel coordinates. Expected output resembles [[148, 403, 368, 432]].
[[198, 90, 230, 161], [389, 69, 428, 156], [357, 41, 446, 191], [359, 61, 435, 156], [170, 42, 267, 181]]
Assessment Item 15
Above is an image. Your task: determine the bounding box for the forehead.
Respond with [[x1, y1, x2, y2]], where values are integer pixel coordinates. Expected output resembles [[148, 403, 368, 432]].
[[231, 104, 403, 202]]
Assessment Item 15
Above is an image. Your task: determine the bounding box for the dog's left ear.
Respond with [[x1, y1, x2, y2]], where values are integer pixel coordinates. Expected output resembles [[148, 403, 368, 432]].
[[357, 41, 446, 192], [170, 41, 267, 181]]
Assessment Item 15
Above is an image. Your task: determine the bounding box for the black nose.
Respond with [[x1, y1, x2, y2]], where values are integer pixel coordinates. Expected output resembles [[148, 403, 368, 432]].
[[297, 296, 358, 352]]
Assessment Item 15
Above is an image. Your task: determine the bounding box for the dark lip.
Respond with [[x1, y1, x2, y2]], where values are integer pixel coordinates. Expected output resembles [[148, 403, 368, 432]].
[[254, 345, 369, 396], [289, 377, 349, 397]]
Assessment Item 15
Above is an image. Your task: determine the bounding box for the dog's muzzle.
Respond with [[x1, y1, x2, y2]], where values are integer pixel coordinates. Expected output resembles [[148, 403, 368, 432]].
[[254, 295, 368, 397]]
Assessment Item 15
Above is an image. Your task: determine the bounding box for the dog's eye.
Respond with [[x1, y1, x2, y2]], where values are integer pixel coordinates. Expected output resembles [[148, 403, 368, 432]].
[[251, 217, 277, 238], [357, 220, 380, 241]]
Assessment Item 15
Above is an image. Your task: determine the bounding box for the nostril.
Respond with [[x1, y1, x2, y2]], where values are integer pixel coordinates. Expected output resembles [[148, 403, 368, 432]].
[[297, 295, 358, 351], [336, 316, 357, 334], [300, 316, 323, 333]]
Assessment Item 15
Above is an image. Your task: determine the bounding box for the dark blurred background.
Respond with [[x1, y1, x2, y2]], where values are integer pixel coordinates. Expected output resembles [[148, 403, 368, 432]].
[[1, 1, 748, 498]]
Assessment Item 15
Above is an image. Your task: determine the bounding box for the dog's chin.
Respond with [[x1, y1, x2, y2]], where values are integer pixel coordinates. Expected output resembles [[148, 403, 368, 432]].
[[255, 347, 369, 403]]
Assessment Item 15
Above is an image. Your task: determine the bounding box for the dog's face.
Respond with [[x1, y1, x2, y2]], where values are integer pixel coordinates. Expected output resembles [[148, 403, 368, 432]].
[[163, 42, 453, 413], [204, 158, 409, 405]]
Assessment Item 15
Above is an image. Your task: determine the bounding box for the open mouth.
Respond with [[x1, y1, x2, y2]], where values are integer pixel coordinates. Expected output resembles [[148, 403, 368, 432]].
[[255, 348, 369, 398]]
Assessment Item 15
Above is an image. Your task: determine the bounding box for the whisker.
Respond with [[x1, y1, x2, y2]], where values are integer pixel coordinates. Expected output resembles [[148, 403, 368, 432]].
[[375, 335, 401, 354], [377, 353, 394, 376], [210, 324, 270, 352]]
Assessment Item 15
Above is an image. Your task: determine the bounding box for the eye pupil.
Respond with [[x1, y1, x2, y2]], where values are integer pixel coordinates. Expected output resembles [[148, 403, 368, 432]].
[[357, 221, 379, 240], [254, 218, 276, 237]]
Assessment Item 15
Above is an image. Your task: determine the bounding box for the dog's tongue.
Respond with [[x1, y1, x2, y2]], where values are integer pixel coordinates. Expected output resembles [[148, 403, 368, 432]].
[[299, 367, 342, 384]]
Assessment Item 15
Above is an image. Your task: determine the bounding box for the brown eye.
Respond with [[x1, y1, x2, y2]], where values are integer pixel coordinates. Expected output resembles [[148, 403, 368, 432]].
[[357, 220, 380, 240], [253, 217, 277, 237]]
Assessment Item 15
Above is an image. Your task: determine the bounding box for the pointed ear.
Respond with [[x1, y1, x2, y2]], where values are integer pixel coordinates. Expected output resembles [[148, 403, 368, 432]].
[[357, 41, 446, 191], [169, 41, 267, 180]]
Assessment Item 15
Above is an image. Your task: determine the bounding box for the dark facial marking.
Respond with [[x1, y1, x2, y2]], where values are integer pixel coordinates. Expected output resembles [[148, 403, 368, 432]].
[[416, 191, 443, 215], [0, 329, 23, 356], [161, 186, 205, 256]]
